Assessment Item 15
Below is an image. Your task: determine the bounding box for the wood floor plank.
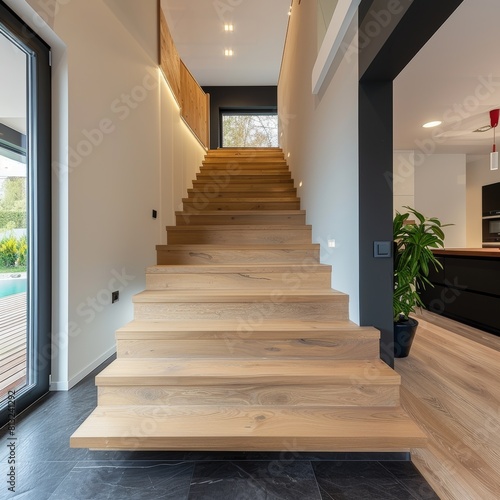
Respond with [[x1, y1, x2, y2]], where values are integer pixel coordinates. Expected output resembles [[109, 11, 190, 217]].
[[397, 312, 500, 499]]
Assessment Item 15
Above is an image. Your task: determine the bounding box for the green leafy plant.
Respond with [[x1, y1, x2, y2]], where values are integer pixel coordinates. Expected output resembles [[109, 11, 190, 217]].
[[0, 236, 19, 267], [17, 235, 28, 266], [393, 207, 449, 322], [0, 234, 28, 269]]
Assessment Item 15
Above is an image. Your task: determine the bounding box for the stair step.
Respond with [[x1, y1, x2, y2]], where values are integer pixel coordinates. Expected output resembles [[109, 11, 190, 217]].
[[166, 224, 311, 245], [175, 210, 306, 226], [96, 359, 400, 407], [200, 168, 289, 175], [145, 263, 330, 290], [207, 148, 283, 156], [70, 405, 427, 451], [196, 173, 292, 181], [187, 188, 297, 198], [156, 244, 320, 265], [189, 184, 296, 192], [117, 319, 375, 336], [115, 319, 380, 359], [132, 289, 349, 321], [201, 161, 289, 168], [183, 199, 301, 211], [96, 358, 400, 386], [192, 179, 295, 187]]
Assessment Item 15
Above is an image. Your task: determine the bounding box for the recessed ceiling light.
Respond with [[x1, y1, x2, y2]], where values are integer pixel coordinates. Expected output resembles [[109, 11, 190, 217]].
[[224, 24, 234, 32], [422, 121, 442, 128], [224, 49, 233, 57]]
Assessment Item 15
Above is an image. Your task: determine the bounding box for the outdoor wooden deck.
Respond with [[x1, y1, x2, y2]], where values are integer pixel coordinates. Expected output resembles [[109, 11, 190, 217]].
[[0, 292, 27, 400]]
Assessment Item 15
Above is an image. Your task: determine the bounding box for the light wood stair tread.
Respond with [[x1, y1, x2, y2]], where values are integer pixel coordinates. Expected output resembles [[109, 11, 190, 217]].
[[116, 320, 379, 341], [146, 263, 331, 274], [156, 244, 320, 250], [96, 358, 399, 386], [133, 289, 347, 303], [175, 210, 305, 216], [166, 224, 311, 231], [117, 319, 374, 332], [183, 197, 298, 202], [70, 405, 427, 451]]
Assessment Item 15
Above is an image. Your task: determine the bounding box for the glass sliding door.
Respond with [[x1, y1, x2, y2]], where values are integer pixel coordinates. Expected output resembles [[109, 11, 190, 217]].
[[0, 1, 51, 427]]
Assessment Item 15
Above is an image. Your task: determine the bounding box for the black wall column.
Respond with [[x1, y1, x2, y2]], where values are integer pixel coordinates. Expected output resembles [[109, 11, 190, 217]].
[[358, 81, 394, 366]]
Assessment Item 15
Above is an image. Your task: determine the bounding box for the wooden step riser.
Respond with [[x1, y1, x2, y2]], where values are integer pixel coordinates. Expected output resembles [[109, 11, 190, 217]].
[[98, 385, 399, 407], [175, 213, 306, 226], [183, 201, 301, 211], [134, 300, 349, 321], [189, 185, 296, 192], [145, 271, 330, 290], [201, 164, 289, 170], [156, 247, 320, 265], [187, 191, 297, 199], [167, 228, 311, 245], [192, 180, 295, 188], [200, 169, 289, 176], [197, 173, 291, 180], [116, 338, 380, 360]]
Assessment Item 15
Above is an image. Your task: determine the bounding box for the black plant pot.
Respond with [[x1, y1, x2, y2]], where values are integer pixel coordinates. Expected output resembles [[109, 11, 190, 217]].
[[394, 317, 418, 358]]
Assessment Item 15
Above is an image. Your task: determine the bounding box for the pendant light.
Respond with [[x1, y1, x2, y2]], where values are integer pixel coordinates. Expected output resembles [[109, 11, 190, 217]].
[[491, 109, 499, 171]]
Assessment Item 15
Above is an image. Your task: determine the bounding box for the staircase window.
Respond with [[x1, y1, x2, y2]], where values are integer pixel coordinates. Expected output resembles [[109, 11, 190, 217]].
[[221, 112, 278, 148]]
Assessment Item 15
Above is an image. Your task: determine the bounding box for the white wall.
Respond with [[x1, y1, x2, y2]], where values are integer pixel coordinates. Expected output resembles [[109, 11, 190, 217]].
[[393, 150, 414, 216], [414, 154, 467, 248], [279, 1, 359, 323], [466, 155, 500, 247], [7, 0, 205, 389]]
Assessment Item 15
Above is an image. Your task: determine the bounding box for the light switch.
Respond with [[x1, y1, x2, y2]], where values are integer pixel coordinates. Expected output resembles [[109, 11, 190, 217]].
[[374, 241, 392, 258]]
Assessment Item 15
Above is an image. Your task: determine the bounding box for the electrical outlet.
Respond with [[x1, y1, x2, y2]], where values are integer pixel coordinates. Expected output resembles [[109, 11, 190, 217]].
[[112, 291, 119, 303], [328, 239, 336, 248]]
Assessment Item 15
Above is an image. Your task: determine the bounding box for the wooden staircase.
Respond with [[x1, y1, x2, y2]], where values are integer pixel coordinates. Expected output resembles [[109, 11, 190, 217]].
[[71, 148, 426, 452]]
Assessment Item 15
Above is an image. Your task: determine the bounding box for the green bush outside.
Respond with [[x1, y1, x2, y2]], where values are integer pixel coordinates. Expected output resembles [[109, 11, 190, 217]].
[[0, 234, 27, 269], [0, 211, 27, 229]]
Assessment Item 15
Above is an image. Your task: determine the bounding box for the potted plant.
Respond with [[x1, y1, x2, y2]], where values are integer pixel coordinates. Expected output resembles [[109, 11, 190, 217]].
[[393, 207, 448, 357]]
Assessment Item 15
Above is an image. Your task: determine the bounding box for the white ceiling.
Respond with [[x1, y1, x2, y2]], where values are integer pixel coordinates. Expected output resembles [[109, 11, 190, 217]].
[[394, 0, 500, 156], [0, 31, 27, 135], [161, 0, 500, 156], [160, 0, 292, 86]]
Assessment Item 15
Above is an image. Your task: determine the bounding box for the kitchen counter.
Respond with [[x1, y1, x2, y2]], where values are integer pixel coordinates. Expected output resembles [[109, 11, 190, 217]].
[[433, 248, 500, 258], [421, 249, 500, 336]]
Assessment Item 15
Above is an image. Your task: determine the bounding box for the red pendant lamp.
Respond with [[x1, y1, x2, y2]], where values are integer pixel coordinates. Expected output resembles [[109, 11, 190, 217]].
[[491, 109, 499, 171]]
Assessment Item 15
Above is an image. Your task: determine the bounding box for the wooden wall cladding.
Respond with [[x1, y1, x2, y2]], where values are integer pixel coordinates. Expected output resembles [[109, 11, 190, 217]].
[[159, 8, 180, 103], [159, 7, 209, 149], [180, 61, 209, 148]]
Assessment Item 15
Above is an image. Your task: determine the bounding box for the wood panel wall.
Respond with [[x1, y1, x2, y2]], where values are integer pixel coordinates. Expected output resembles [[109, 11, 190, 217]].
[[180, 61, 209, 148], [159, 7, 209, 149]]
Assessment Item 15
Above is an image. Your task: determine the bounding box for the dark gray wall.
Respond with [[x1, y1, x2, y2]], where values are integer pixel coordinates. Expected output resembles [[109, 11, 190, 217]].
[[202, 86, 277, 149]]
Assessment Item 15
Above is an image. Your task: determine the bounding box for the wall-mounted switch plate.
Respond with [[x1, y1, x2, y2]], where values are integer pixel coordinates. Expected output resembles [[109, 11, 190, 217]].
[[374, 241, 392, 258], [152, 209, 157, 219], [112, 291, 119, 303]]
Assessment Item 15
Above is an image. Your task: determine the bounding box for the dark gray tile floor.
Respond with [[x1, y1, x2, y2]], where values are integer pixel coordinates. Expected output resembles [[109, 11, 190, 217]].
[[0, 357, 438, 499]]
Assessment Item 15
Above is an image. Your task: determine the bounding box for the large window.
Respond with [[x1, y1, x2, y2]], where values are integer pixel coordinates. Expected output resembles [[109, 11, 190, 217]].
[[0, 1, 51, 428], [221, 111, 278, 148]]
